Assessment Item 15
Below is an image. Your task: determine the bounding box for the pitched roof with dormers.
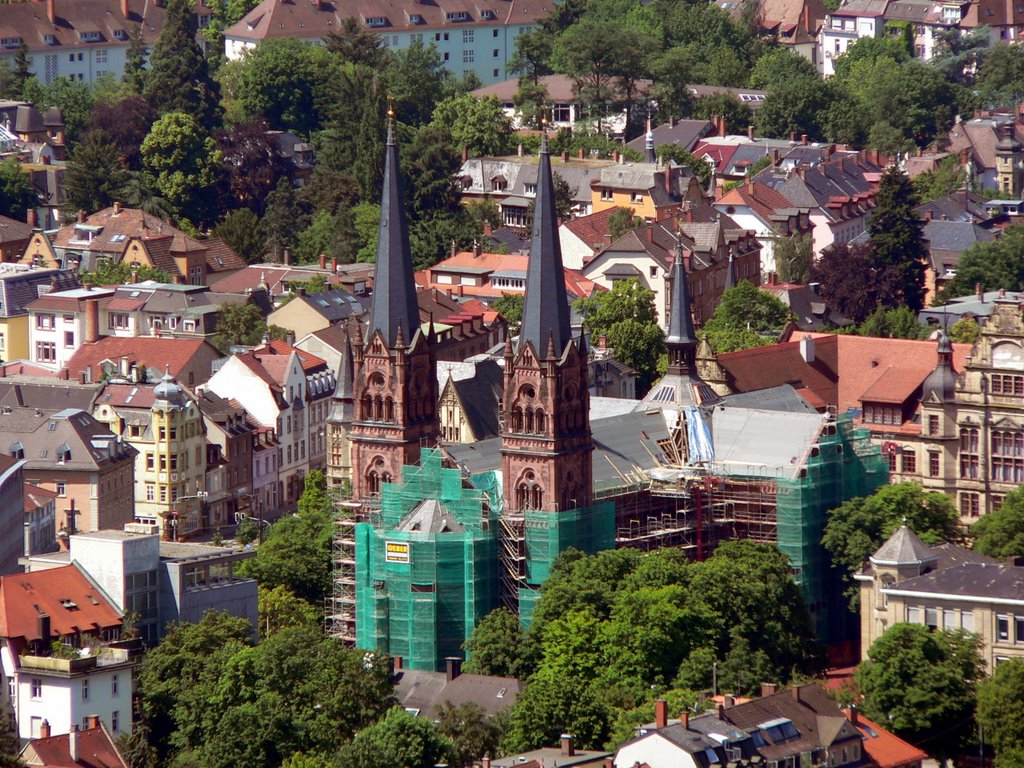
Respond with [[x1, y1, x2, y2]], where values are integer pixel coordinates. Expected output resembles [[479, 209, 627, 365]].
[[64, 336, 221, 385], [20, 719, 129, 768], [717, 181, 811, 223], [847, 711, 929, 768], [0, 563, 121, 642]]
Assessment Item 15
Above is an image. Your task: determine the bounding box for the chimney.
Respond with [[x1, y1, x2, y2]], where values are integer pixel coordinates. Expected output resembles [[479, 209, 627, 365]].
[[121, 0, 129, 19], [78, 371, 86, 384], [483, 221, 492, 236], [517, 143, 524, 157], [976, 281, 983, 300], [37, 613, 50, 642], [85, 299, 99, 343], [560, 734, 576, 757], [1000, 287, 1007, 298], [578, 148, 585, 159], [771, 148, 779, 164], [718, 116, 727, 137], [717, 704, 725, 720], [922, 209, 933, 221], [598, 334, 607, 349], [26, 208, 36, 229], [461, 146, 469, 164], [761, 682, 778, 697], [803, 3, 810, 30], [68, 725, 78, 763], [655, 699, 668, 729], [473, 240, 482, 257], [562, 150, 570, 162], [113, 201, 121, 215], [47, 0, 55, 24], [802, 134, 808, 145], [612, 151, 620, 163], [319, 253, 326, 270], [87, 715, 100, 730], [790, 132, 798, 143], [77, 210, 85, 224], [791, 685, 801, 702], [451, 240, 457, 258], [670, 116, 677, 128], [849, 705, 859, 727], [394, 655, 404, 671], [483, 758, 491, 768], [748, 124, 754, 140], [282, 247, 292, 266], [39, 720, 50, 739], [681, 711, 690, 729], [445, 656, 462, 682], [800, 335, 815, 364], [331, 256, 338, 274]]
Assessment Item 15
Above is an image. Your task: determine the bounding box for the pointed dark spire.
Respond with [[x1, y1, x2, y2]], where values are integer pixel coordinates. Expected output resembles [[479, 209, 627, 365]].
[[644, 118, 656, 164], [369, 112, 420, 348], [337, 326, 355, 400], [923, 330, 957, 402], [666, 243, 698, 374], [520, 127, 572, 358], [724, 251, 736, 291]]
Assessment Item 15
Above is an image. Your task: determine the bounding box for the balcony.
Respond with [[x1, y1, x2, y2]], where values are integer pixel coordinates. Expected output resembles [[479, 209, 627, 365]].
[[20, 648, 130, 675]]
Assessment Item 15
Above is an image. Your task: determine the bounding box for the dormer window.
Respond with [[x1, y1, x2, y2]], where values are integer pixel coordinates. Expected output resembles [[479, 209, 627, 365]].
[[57, 443, 71, 463], [365, 16, 388, 26], [446, 11, 470, 21], [524, 183, 537, 196], [481, 9, 496, 19], [1, 37, 23, 48], [9, 442, 23, 459], [113, 29, 128, 40], [408, 12, 424, 23], [79, 31, 102, 42], [42, 34, 57, 45]]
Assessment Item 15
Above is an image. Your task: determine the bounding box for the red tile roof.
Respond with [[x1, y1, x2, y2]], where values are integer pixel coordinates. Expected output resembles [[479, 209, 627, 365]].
[[97, 382, 158, 409], [23, 483, 58, 515], [563, 206, 622, 251], [718, 335, 971, 415], [845, 711, 928, 768], [64, 336, 221, 385], [257, 340, 327, 372], [0, 564, 121, 642], [22, 720, 128, 768], [717, 181, 805, 220]]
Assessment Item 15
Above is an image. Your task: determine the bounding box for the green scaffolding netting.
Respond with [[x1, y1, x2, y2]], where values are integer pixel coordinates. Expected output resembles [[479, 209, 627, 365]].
[[775, 415, 889, 646]]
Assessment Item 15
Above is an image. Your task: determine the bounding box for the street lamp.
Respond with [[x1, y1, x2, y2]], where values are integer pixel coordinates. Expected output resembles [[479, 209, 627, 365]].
[[162, 491, 208, 542]]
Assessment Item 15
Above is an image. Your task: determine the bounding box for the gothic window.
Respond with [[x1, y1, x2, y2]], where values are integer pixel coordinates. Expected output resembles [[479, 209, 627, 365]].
[[515, 470, 542, 509], [535, 409, 546, 433], [512, 406, 524, 432], [361, 394, 373, 420], [384, 397, 395, 422], [367, 458, 386, 495], [525, 408, 535, 433], [373, 395, 384, 421]]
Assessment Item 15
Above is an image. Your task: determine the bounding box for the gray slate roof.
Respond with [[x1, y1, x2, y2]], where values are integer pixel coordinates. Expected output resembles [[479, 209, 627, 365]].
[[393, 670, 523, 718], [871, 525, 938, 566], [887, 561, 1024, 602]]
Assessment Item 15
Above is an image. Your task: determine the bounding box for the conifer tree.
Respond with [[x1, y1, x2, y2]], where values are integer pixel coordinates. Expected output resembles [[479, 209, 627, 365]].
[[868, 166, 927, 312], [144, 0, 221, 129], [64, 130, 130, 214], [12, 42, 31, 96], [123, 27, 148, 95]]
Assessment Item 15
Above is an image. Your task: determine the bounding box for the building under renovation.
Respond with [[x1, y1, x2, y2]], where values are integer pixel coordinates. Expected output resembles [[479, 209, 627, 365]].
[[327, 120, 887, 670]]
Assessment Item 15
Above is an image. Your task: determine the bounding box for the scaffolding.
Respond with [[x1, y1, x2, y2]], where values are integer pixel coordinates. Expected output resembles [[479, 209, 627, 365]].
[[324, 494, 367, 645], [354, 449, 500, 671]]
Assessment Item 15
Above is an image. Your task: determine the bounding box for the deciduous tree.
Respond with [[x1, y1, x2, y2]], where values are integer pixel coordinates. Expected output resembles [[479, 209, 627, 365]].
[[463, 607, 532, 678], [0, 158, 37, 220], [88, 96, 156, 170], [809, 242, 879, 323], [702, 280, 789, 353], [338, 707, 453, 768], [978, 658, 1024, 768], [436, 702, 504, 768], [141, 111, 223, 225], [431, 94, 514, 157], [972, 487, 1024, 558], [213, 302, 267, 352]]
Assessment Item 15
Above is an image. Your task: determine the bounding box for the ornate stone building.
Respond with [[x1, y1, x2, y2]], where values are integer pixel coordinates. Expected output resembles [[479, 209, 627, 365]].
[[349, 120, 439, 499], [500, 134, 593, 516]]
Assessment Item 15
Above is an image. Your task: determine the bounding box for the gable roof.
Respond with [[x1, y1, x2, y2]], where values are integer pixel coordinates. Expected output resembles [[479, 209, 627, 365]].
[[848, 711, 928, 768], [563, 206, 623, 254], [64, 336, 221, 385], [626, 119, 714, 154], [393, 669, 523, 718], [717, 181, 807, 222], [21, 720, 129, 768], [0, 563, 121, 641], [443, 360, 504, 441], [0, 267, 80, 318]]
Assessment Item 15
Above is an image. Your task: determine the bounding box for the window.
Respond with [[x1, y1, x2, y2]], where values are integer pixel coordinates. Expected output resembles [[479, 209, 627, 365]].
[[961, 492, 980, 518], [463, 29, 474, 42], [929, 452, 940, 477], [443, 52, 449, 61], [925, 607, 938, 630], [82, 678, 89, 701], [64, 330, 74, 347], [1016, 616, 1024, 643], [943, 610, 956, 631], [901, 450, 916, 474], [887, 452, 897, 473], [962, 611, 974, 632], [35, 342, 56, 362], [960, 427, 979, 478], [96, 48, 107, 63], [463, 49, 474, 63], [601, 189, 614, 201], [907, 606, 921, 624], [493, 48, 499, 57], [30, 678, 42, 699], [992, 374, 1024, 395], [112, 710, 119, 733], [928, 414, 939, 435], [112, 674, 119, 696], [109, 312, 129, 329], [146, 484, 154, 501], [997, 614, 1010, 641], [630, 192, 644, 203], [991, 430, 1024, 483], [55, 481, 65, 497], [35, 313, 55, 329]]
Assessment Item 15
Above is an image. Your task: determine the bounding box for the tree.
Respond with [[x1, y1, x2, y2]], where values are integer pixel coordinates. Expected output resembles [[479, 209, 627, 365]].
[[12, 42, 31, 96], [141, 112, 222, 225], [809, 242, 880, 323], [144, 0, 221, 128], [931, 27, 989, 86], [325, 17, 390, 69], [869, 167, 928, 312], [972, 487, 1024, 558], [749, 48, 819, 91], [263, 177, 307, 263], [295, 210, 348, 265], [338, 707, 453, 768], [215, 209, 266, 264], [80, 260, 171, 287], [217, 118, 292, 215], [692, 94, 752, 136], [823, 483, 964, 605], [63, 130, 131, 214], [463, 607, 531, 678], [493, 294, 524, 334], [0, 707, 22, 767], [857, 624, 984, 762], [913, 154, 967, 203], [574, 279, 666, 393], [647, 47, 697, 120], [774, 233, 813, 284], [88, 96, 157, 170], [123, 26, 148, 95], [756, 77, 834, 142], [388, 40, 451, 127], [702, 281, 790, 354], [939, 225, 1024, 301], [136, 611, 255, 763], [213, 302, 267, 352], [436, 702, 503, 768], [607, 207, 644, 242], [509, 26, 553, 85], [977, 43, 1024, 107], [430, 95, 514, 157], [0, 158, 37, 220], [29, 77, 95, 149], [948, 316, 980, 344], [551, 19, 631, 133], [657, 145, 712, 190], [858, 306, 928, 340], [257, 584, 318, 639], [238, 471, 333, 605], [236, 39, 338, 135], [978, 658, 1024, 768]]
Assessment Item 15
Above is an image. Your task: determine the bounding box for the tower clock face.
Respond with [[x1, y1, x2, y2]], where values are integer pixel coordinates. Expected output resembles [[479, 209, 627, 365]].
[[993, 342, 1024, 371]]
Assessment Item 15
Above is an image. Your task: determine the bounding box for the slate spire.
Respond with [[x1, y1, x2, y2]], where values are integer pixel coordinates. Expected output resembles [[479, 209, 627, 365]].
[[644, 118, 656, 164], [369, 112, 420, 348], [520, 130, 572, 358], [666, 243, 698, 373]]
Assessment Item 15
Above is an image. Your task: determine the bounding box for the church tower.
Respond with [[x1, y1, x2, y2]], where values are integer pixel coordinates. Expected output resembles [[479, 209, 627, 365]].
[[500, 133, 592, 514], [350, 115, 439, 499]]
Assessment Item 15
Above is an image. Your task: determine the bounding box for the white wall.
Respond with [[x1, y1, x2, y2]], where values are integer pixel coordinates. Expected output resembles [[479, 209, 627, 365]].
[[207, 356, 281, 428], [616, 735, 702, 768], [13, 664, 130, 738]]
